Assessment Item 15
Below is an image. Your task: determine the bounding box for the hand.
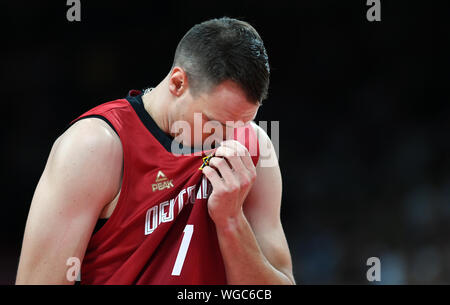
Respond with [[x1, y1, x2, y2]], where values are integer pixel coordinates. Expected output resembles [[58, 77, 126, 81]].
[[202, 140, 257, 228]]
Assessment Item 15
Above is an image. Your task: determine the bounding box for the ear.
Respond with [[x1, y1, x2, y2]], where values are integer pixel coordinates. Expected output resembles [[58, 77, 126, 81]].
[[168, 66, 189, 97]]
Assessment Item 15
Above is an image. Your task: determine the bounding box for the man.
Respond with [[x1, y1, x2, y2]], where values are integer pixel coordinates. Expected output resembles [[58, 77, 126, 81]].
[[16, 17, 295, 284]]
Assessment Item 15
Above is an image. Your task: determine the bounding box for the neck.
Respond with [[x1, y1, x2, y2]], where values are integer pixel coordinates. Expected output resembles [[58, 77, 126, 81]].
[[141, 77, 172, 136]]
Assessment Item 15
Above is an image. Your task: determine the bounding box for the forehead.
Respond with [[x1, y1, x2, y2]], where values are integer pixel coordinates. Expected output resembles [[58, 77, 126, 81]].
[[199, 80, 259, 123]]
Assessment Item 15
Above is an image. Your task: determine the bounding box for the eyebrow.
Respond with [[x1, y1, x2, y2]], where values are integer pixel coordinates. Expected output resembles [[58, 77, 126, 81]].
[[203, 111, 253, 129]]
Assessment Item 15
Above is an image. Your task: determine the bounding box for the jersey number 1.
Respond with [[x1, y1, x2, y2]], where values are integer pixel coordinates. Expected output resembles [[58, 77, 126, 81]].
[[171, 224, 194, 276]]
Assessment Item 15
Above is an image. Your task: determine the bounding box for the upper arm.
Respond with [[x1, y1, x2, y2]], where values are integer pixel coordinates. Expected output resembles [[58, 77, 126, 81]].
[[16, 118, 123, 284], [243, 123, 295, 284]]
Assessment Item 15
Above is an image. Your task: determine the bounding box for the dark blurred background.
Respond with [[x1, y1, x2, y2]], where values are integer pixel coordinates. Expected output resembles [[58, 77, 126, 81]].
[[0, 1, 446, 284]]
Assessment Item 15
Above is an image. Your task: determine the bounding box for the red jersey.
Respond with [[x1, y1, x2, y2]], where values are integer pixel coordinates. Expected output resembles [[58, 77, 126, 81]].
[[71, 90, 259, 284]]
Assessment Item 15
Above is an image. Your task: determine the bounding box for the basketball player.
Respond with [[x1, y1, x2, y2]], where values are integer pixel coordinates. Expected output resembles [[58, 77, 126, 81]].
[[16, 17, 295, 285]]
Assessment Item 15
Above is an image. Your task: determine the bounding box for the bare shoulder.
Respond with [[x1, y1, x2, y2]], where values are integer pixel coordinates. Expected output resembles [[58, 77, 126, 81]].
[[250, 121, 270, 142], [47, 118, 123, 202], [54, 118, 121, 155], [249, 121, 278, 168], [52, 118, 122, 164]]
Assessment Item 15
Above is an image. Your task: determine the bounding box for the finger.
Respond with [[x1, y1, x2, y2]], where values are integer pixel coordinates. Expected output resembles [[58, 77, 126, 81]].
[[220, 140, 249, 157], [217, 142, 256, 187], [208, 156, 235, 184], [220, 140, 255, 172], [215, 145, 246, 173], [202, 166, 222, 189], [241, 151, 256, 174]]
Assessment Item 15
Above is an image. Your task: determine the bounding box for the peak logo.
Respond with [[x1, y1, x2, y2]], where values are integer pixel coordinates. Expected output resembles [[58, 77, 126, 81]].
[[152, 170, 174, 192]]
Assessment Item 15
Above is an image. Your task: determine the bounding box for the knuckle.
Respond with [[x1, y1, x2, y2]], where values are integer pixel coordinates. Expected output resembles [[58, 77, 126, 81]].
[[215, 146, 226, 156], [223, 139, 238, 146], [218, 147, 236, 158], [240, 177, 250, 187], [224, 180, 239, 192], [211, 157, 225, 166], [222, 150, 233, 159], [232, 143, 247, 156], [237, 149, 246, 157], [203, 166, 214, 175], [235, 141, 246, 150], [217, 157, 227, 166], [218, 185, 230, 195], [215, 186, 226, 195], [241, 173, 254, 186], [250, 174, 256, 184], [228, 183, 239, 192]]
